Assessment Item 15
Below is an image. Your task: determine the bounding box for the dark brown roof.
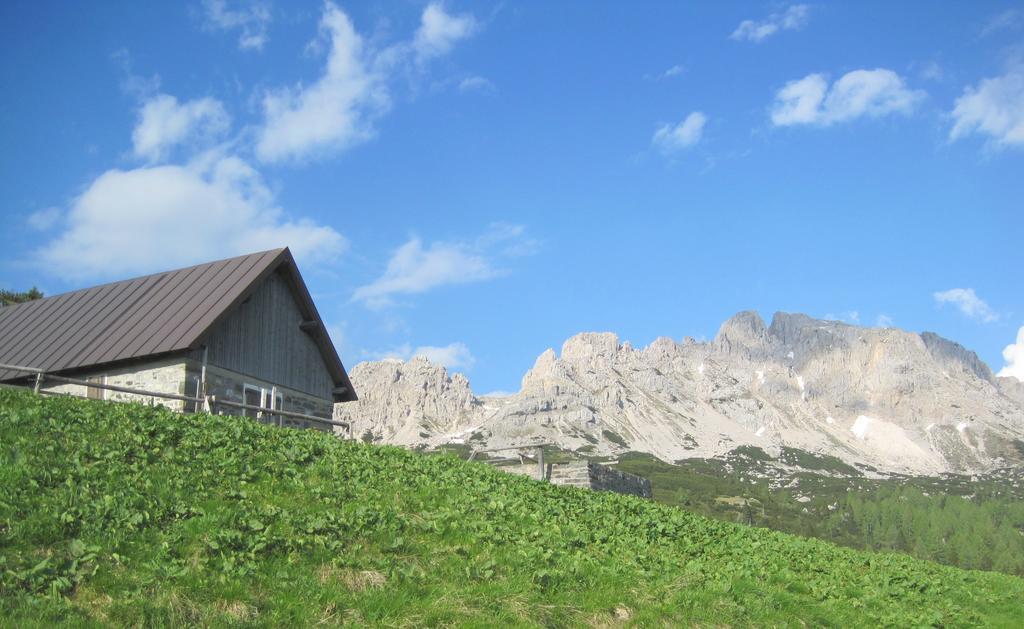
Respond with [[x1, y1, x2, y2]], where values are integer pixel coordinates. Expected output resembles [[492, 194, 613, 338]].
[[0, 248, 356, 402]]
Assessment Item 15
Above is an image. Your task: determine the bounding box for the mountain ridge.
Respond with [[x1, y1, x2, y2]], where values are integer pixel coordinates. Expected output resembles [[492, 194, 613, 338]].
[[335, 311, 1024, 475]]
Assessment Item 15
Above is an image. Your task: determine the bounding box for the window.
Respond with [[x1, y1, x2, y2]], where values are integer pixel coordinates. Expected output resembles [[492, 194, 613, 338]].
[[240, 384, 285, 423], [262, 389, 283, 424], [243, 384, 262, 419]]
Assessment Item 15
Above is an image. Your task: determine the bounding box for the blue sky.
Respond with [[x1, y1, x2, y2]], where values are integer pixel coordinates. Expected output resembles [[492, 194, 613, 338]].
[[2, 1, 1023, 393]]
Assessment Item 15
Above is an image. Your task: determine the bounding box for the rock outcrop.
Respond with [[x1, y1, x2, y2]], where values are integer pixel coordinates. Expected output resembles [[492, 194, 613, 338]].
[[334, 312, 1024, 475], [335, 357, 479, 444]]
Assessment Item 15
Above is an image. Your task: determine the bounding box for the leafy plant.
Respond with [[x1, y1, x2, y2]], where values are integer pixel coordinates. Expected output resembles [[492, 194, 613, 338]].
[[0, 389, 1021, 626]]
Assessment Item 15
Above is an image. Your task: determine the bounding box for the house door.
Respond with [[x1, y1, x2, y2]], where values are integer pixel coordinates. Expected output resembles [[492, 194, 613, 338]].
[[86, 376, 105, 400]]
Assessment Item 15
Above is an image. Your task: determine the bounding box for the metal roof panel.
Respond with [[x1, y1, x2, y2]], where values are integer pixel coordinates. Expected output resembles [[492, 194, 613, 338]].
[[0, 250, 280, 380], [0, 248, 355, 401]]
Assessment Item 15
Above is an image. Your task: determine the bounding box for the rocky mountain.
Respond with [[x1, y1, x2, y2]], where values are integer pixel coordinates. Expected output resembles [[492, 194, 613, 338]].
[[334, 312, 1024, 475], [337, 357, 478, 444]]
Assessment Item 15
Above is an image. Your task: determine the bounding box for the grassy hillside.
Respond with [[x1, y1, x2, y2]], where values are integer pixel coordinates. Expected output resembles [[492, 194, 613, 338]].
[[1, 390, 1022, 627], [615, 450, 1024, 577]]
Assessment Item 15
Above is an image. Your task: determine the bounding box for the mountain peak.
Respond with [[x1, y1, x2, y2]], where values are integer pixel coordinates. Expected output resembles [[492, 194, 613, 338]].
[[561, 332, 621, 363], [715, 310, 770, 357], [767, 311, 818, 340], [717, 310, 767, 339], [644, 336, 680, 356]]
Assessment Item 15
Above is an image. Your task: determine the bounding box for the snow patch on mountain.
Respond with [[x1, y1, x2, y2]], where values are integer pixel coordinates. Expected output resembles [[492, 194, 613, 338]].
[[852, 415, 872, 440]]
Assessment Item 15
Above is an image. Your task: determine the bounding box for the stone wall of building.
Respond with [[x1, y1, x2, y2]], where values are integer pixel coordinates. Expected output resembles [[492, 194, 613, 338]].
[[496, 461, 551, 481], [41, 359, 189, 412], [492, 460, 651, 498], [40, 357, 337, 434], [548, 461, 591, 487], [581, 461, 653, 498]]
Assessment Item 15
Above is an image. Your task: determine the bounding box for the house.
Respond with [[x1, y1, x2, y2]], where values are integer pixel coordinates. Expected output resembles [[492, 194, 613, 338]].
[[0, 248, 356, 428]]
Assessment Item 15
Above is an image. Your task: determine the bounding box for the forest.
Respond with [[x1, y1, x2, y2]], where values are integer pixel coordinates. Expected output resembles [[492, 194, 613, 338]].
[[615, 449, 1024, 576], [0, 287, 43, 307]]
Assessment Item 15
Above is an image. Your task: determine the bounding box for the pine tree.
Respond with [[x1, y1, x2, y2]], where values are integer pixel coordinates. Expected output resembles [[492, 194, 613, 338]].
[[0, 287, 43, 306]]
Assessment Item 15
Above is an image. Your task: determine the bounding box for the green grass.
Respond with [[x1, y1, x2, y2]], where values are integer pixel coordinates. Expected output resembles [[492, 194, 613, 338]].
[[615, 450, 1024, 577], [2, 390, 1023, 627], [600, 430, 628, 449]]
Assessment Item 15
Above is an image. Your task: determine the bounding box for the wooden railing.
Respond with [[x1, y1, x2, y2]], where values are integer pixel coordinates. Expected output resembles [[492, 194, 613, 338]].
[[207, 396, 352, 432], [0, 362, 350, 437]]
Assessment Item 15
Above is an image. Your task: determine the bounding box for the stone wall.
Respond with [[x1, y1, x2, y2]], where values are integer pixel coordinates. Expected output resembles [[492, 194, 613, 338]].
[[496, 461, 550, 481], [548, 461, 591, 487], [40, 357, 336, 433], [582, 461, 653, 498], [493, 460, 651, 499], [41, 359, 189, 412]]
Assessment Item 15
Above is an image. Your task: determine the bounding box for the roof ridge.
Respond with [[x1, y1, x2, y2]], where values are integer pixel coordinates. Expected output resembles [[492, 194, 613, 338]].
[[5, 248, 288, 305]]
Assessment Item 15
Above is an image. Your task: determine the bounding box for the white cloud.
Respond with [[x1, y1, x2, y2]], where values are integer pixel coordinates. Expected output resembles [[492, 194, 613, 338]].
[[112, 49, 161, 99], [255, 2, 386, 163], [661, 64, 685, 79], [458, 75, 494, 93], [771, 74, 829, 126], [352, 239, 496, 308], [353, 224, 532, 308], [132, 94, 230, 162], [918, 61, 944, 82], [413, 342, 475, 370], [368, 341, 475, 370], [472, 222, 539, 256], [26, 207, 62, 231], [981, 9, 1022, 37], [771, 74, 828, 126], [202, 0, 272, 51], [771, 69, 924, 126], [933, 288, 999, 323], [731, 4, 810, 43], [824, 311, 860, 325], [643, 65, 685, 82], [481, 390, 515, 397], [875, 314, 894, 328], [949, 64, 1024, 148], [326, 320, 348, 356], [998, 326, 1024, 382], [413, 2, 477, 61], [652, 112, 707, 152], [819, 70, 922, 121], [255, 2, 476, 163], [37, 152, 345, 281]]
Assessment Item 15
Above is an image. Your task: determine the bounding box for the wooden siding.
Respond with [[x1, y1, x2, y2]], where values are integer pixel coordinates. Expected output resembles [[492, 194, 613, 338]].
[[199, 270, 334, 399]]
